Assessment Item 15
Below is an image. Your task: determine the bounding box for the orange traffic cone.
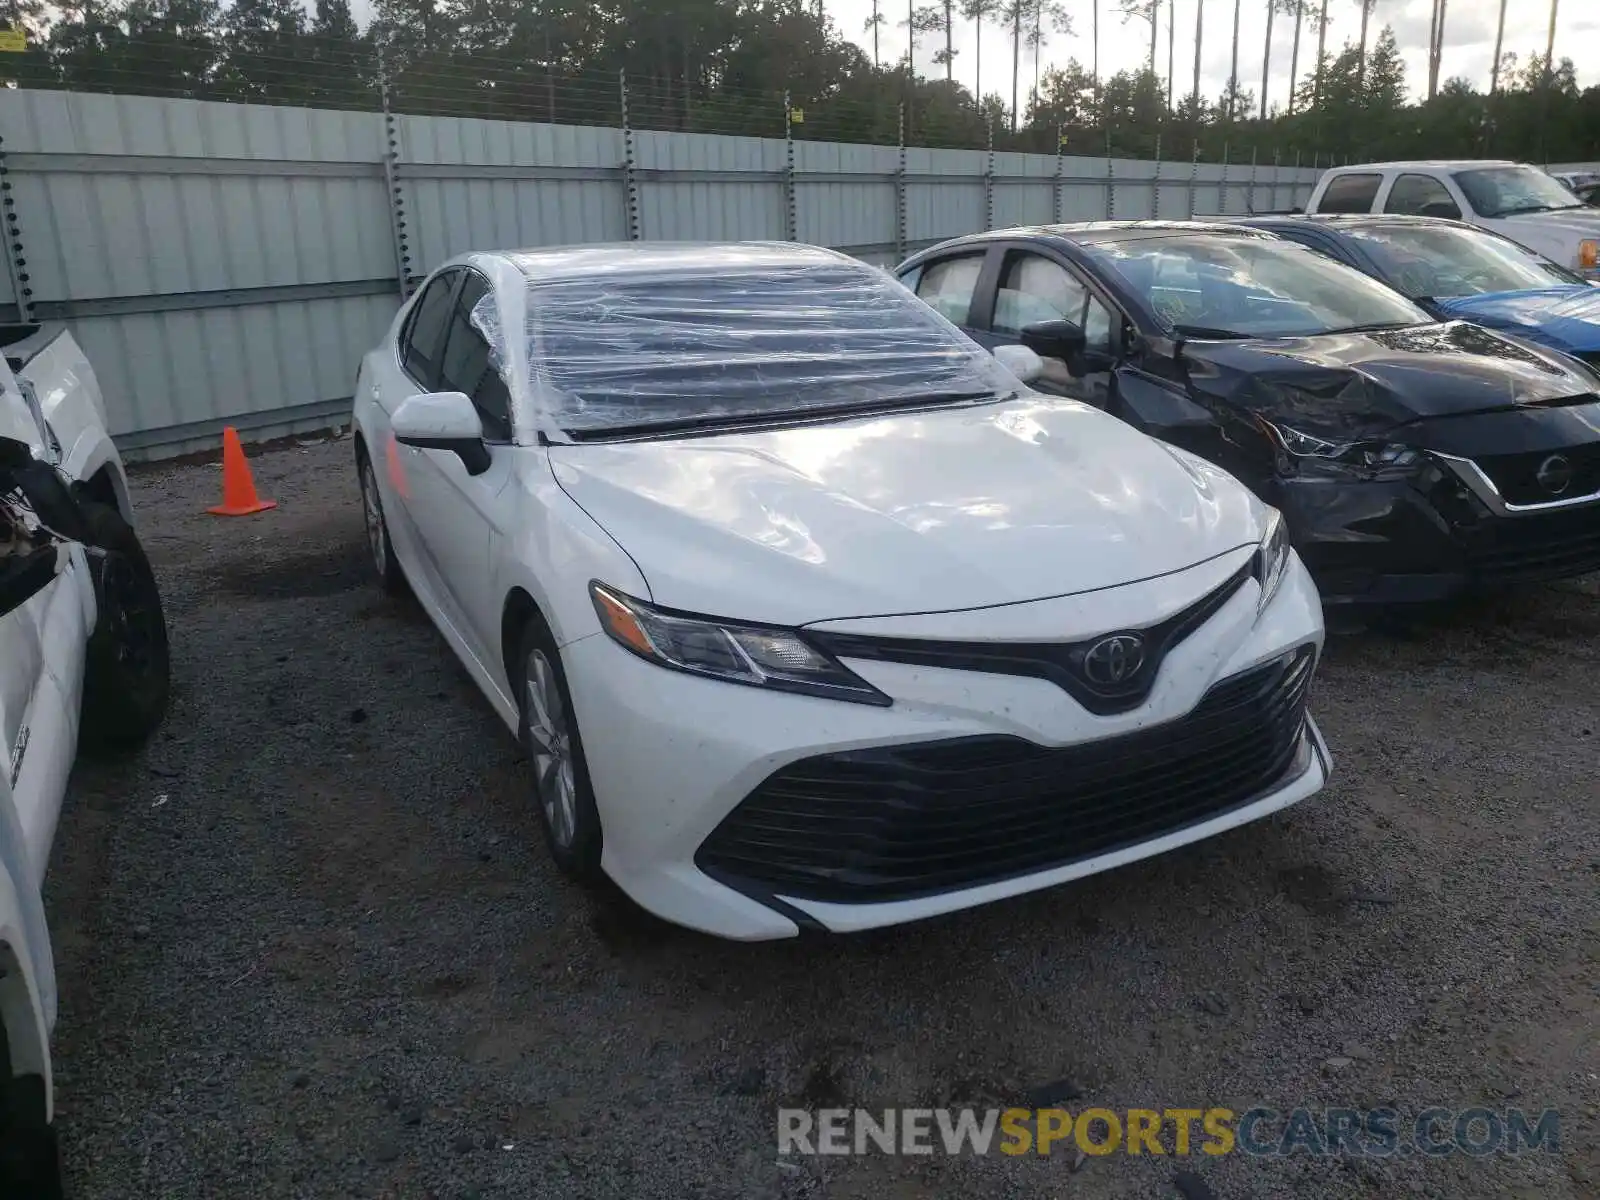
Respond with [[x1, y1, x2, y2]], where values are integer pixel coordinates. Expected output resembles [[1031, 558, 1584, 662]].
[[207, 426, 277, 516]]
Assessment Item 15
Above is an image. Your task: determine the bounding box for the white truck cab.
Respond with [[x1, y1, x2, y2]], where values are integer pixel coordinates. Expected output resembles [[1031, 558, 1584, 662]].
[[0, 323, 170, 1195], [1303, 160, 1600, 280]]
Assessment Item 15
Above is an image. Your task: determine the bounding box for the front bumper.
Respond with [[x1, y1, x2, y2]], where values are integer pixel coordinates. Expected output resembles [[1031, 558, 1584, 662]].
[[1274, 462, 1600, 605], [562, 552, 1328, 940]]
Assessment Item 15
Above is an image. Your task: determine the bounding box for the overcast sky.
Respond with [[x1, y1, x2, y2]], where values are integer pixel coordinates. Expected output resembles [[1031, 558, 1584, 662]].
[[837, 0, 1596, 114], [341, 0, 1594, 114]]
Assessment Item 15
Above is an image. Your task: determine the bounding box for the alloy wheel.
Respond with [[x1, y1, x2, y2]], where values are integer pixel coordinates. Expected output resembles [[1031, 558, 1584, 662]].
[[361, 459, 387, 577], [525, 648, 578, 850]]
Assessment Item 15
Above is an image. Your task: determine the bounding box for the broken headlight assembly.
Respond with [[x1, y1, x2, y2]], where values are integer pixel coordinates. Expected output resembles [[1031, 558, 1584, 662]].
[[0, 450, 71, 618], [1258, 418, 1425, 480]]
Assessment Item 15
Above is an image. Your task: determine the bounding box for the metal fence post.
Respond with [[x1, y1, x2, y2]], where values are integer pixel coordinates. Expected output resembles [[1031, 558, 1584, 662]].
[[1105, 130, 1115, 220], [376, 44, 413, 300], [0, 130, 33, 324], [1272, 146, 1283, 210], [894, 103, 907, 262], [783, 90, 797, 242], [1220, 141, 1231, 215], [619, 69, 642, 241], [1187, 140, 1199, 218], [1247, 144, 1258, 214], [984, 116, 995, 231], [1294, 148, 1303, 209], [1152, 132, 1163, 219], [1053, 125, 1064, 224]]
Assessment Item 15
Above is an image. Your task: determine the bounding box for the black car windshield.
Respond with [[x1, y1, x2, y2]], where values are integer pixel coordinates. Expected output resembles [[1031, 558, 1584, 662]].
[[1345, 223, 1584, 298], [500, 246, 1016, 435], [1452, 166, 1585, 217], [1083, 233, 1432, 338]]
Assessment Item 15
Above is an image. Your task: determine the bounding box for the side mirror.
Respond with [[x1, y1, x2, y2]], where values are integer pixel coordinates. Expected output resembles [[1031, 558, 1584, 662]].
[[1020, 319, 1088, 363], [392, 391, 491, 476], [993, 343, 1045, 384], [1419, 201, 1460, 220]]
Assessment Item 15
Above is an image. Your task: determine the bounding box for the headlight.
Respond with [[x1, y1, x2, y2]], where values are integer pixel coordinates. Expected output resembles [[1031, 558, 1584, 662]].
[[1578, 240, 1599, 271], [589, 583, 891, 706], [1253, 508, 1291, 612], [1258, 418, 1423, 478]]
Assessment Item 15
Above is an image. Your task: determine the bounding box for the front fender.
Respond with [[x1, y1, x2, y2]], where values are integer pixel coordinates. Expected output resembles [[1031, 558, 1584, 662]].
[[499, 453, 648, 653], [62, 429, 130, 515]]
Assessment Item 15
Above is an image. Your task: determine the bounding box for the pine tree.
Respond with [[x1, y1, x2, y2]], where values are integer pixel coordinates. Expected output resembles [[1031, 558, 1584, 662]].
[[220, 0, 308, 101]]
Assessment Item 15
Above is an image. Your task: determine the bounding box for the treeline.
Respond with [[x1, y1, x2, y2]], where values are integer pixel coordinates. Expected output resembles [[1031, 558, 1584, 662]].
[[0, 0, 1595, 164]]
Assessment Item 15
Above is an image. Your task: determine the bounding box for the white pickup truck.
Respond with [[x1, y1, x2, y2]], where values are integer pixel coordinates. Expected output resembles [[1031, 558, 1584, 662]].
[[1302, 160, 1600, 280], [0, 323, 169, 1194]]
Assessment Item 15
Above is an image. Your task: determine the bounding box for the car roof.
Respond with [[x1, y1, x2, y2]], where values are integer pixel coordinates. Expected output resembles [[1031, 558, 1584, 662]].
[[1325, 160, 1520, 172], [918, 220, 1276, 254], [1229, 213, 1467, 230], [465, 240, 857, 285]]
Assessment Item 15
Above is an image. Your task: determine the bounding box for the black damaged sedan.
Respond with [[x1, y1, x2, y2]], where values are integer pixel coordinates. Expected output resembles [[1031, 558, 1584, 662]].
[[897, 221, 1600, 604]]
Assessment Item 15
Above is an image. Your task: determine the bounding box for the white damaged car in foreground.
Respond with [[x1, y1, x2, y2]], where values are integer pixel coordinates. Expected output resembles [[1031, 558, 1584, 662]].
[[1, 323, 169, 1194], [351, 242, 1331, 940]]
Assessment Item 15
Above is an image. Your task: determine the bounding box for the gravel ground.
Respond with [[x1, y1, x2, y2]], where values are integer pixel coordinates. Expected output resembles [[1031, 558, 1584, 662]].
[[43, 436, 1599, 1200]]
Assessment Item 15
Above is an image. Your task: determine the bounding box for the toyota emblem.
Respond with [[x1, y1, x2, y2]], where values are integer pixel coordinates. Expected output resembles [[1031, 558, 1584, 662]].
[[1535, 454, 1573, 496], [1081, 633, 1146, 687]]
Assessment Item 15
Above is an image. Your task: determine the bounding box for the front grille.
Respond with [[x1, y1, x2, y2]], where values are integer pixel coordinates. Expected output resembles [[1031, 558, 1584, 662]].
[[1465, 506, 1600, 583], [1470, 444, 1600, 505], [697, 648, 1316, 905], [807, 560, 1254, 717]]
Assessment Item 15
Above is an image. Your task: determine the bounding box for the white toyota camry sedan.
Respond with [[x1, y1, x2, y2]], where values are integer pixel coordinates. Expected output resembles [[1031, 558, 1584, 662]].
[[351, 241, 1331, 940]]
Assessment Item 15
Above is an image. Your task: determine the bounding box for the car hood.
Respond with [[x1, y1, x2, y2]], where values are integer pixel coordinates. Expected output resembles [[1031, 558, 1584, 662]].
[[549, 398, 1263, 626], [1177, 320, 1600, 440], [1498, 208, 1600, 238], [1434, 287, 1600, 354]]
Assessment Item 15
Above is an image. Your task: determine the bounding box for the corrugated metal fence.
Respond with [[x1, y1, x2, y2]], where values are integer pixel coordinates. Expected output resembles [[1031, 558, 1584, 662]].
[[0, 89, 1321, 459]]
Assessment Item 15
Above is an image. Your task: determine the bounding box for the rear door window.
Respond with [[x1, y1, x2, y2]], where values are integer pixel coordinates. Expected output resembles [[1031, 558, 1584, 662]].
[[1316, 173, 1382, 214], [911, 254, 985, 326]]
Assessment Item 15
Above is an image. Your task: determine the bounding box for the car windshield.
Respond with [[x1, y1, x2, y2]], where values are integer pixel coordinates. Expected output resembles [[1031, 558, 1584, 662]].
[[491, 247, 1016, 435], [1082, 233, 1432, 338], [1452, 166, 1585, 218], [1345, 223, 1584, 298]]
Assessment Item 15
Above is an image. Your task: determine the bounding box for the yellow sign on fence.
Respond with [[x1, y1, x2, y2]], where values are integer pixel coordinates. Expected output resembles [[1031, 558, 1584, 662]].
[[0, 28, 26, 52], [790, 108, 804, 124]]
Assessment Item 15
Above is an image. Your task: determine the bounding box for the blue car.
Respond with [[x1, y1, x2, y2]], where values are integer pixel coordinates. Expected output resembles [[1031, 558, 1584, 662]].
[[1231, 213, 1600, 370]]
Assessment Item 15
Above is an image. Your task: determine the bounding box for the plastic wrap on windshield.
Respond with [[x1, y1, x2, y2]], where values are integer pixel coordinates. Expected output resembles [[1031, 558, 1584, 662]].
[[497, 246, 1019, 435]]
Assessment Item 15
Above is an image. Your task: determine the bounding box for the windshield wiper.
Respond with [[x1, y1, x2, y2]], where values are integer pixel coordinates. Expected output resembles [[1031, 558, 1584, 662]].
[[561, 389, 1007, 441], [1170, 323, 1252, 340], [1491, 203, 1580, 217], [1316, 320, 1425, 335]]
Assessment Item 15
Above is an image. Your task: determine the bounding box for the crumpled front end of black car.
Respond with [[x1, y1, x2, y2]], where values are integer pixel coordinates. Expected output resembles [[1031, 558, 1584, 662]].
[[1265, 408, 1600, 604]]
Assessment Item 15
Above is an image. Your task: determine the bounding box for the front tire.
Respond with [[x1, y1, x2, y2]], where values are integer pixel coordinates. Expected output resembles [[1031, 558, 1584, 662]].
[[516, 616, 604, 882], [80, 499, 170, 753], [0, 1027, 63, 1199], [358, 447, 408, 596]]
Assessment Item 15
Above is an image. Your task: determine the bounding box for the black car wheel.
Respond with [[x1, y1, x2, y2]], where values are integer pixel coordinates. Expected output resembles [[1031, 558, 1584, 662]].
[[80, 499, 171, 753], [0, 1031, 62, 1200]]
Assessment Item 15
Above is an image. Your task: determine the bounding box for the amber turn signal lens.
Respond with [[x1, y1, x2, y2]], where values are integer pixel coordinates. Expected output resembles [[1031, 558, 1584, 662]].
[[592, 585, 656, 656]]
